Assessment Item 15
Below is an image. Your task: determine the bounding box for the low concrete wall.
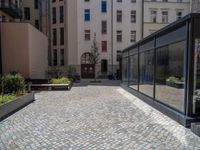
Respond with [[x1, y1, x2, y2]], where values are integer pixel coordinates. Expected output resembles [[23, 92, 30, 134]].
[[0, 93, 35, 120]]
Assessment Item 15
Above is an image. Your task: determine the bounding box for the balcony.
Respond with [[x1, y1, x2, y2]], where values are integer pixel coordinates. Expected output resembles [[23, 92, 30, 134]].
[[0, 0, 22, 19]]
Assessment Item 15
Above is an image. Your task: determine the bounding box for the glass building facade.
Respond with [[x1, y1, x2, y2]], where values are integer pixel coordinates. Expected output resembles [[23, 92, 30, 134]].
[[122, 14, 200, 127]]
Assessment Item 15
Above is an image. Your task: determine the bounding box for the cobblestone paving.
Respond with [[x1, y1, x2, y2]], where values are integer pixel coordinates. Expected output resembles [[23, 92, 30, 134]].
[[0, 82, 200, 150]]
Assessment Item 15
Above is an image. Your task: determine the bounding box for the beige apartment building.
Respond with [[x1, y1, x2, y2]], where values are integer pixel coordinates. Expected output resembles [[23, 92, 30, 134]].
[[0, 0, 48, 79], [0, 0, 198, 79], [50, 0, 143, 78], [49, 0, 194, 79], [21, 0, 49, 36]]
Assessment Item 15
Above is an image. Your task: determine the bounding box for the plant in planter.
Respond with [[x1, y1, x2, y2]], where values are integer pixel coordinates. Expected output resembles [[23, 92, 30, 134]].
[[166, 76, 184, 89], [4, 73, 25, 96], [0, 95, 16, 105], [0, 73, 25, 105], [0, 73, 34, 120], [50, 77, 72, 84]]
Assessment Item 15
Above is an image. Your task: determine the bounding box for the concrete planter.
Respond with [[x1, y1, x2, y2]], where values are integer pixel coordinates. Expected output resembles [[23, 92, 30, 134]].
[[0, 93, 34, 120], [191, 123, 200, 137], [28, 82, 73, 91]]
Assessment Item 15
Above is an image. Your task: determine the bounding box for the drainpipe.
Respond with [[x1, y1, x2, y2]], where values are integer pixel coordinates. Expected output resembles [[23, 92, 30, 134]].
[[141, 0, 144, 39], [48, 0, 52, 66], [111, 0, 114, 75]]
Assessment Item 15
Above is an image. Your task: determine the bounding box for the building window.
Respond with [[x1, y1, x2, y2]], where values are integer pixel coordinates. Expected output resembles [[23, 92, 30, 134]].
[[60, 6, 64, 23], [102, 41, 107, 52], [177, 11, 182, 20], [53, 29, 57, 46], [35, 20, 39, 29], [101, 59, 108, 73], [85, 0, 90, 1], [53, 49, 58, 66], [162, 11, 168, 23], [117, 30, 122, 42], [131, 0, 136, 2], [117, 0, 122, 2], [150, 10, 157, 23], [102, 20, 107, 34], [85, 30, 90, 41], [102, 1, 107, 13], [117, 10, 122, 22], [131, 10, 136, 23], [60, 27, 64, 45], [60, 49, 64, 66], [34, 0, 38, 9], [85, 9, 90, 21], [52, 0, 56, 2], [24, 7, 30, 20], [52, 7, 56, 24], [130, 31, 136, 42]]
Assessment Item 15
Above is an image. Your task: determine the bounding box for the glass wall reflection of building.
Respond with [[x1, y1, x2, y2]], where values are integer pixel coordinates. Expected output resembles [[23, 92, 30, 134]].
[[122, 13, 200, 127]]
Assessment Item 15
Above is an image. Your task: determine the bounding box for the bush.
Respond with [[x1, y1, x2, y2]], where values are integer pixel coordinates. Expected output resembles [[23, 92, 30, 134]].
[[4, 73, 25, 95], [50, 77, 71, 84]]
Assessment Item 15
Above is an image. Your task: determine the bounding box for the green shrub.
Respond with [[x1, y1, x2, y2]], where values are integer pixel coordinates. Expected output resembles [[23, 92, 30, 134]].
[[0, 95, 15, 105], [50, 77, 71, 84], [4, 73, 25, 95]]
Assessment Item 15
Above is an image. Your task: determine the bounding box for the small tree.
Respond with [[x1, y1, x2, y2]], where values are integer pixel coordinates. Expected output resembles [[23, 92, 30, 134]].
[[90, 33, 100, 81]]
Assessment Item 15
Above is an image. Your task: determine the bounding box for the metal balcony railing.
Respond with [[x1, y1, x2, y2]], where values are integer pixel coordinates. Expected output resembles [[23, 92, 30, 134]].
[[0, 0, 22, 18]]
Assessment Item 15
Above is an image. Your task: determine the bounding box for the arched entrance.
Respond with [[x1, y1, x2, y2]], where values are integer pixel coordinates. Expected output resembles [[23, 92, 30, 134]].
[[81, 52, 95, 78]]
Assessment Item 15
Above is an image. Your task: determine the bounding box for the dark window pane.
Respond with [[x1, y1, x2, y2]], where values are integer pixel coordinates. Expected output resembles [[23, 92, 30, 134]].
[[122, 57, 128, 83], [193, 39, 200, 114], [101, 1, 107, 13], [139, 50, 154, 97], [129, 54, 138, 90], [155, 41, 185, 112]]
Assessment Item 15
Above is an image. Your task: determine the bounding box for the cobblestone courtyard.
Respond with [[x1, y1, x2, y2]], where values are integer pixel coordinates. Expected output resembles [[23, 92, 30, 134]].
[[0, 81, 200, 149]]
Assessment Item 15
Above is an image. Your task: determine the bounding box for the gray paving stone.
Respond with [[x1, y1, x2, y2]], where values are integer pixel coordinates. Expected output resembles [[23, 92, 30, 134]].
[[0, 81, 200, 149]]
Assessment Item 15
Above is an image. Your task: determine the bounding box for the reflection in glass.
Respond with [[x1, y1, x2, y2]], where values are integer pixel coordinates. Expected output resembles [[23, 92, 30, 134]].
[[122, 57, 128, 83], [155, 41, 185, 112], [139, 50, 154, 97], [129, 54, 138, 90], [193, 39, 200, 114]]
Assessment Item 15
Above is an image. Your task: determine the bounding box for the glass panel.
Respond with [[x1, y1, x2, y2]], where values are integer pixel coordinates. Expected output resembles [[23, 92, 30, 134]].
[[193, 39, 200, 115], [139, 50, 154, 97], [155, 41, 185, 112], [129, 54, 138, 90], [122, 57, 129, 83], [156, 25, 186, 48]]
